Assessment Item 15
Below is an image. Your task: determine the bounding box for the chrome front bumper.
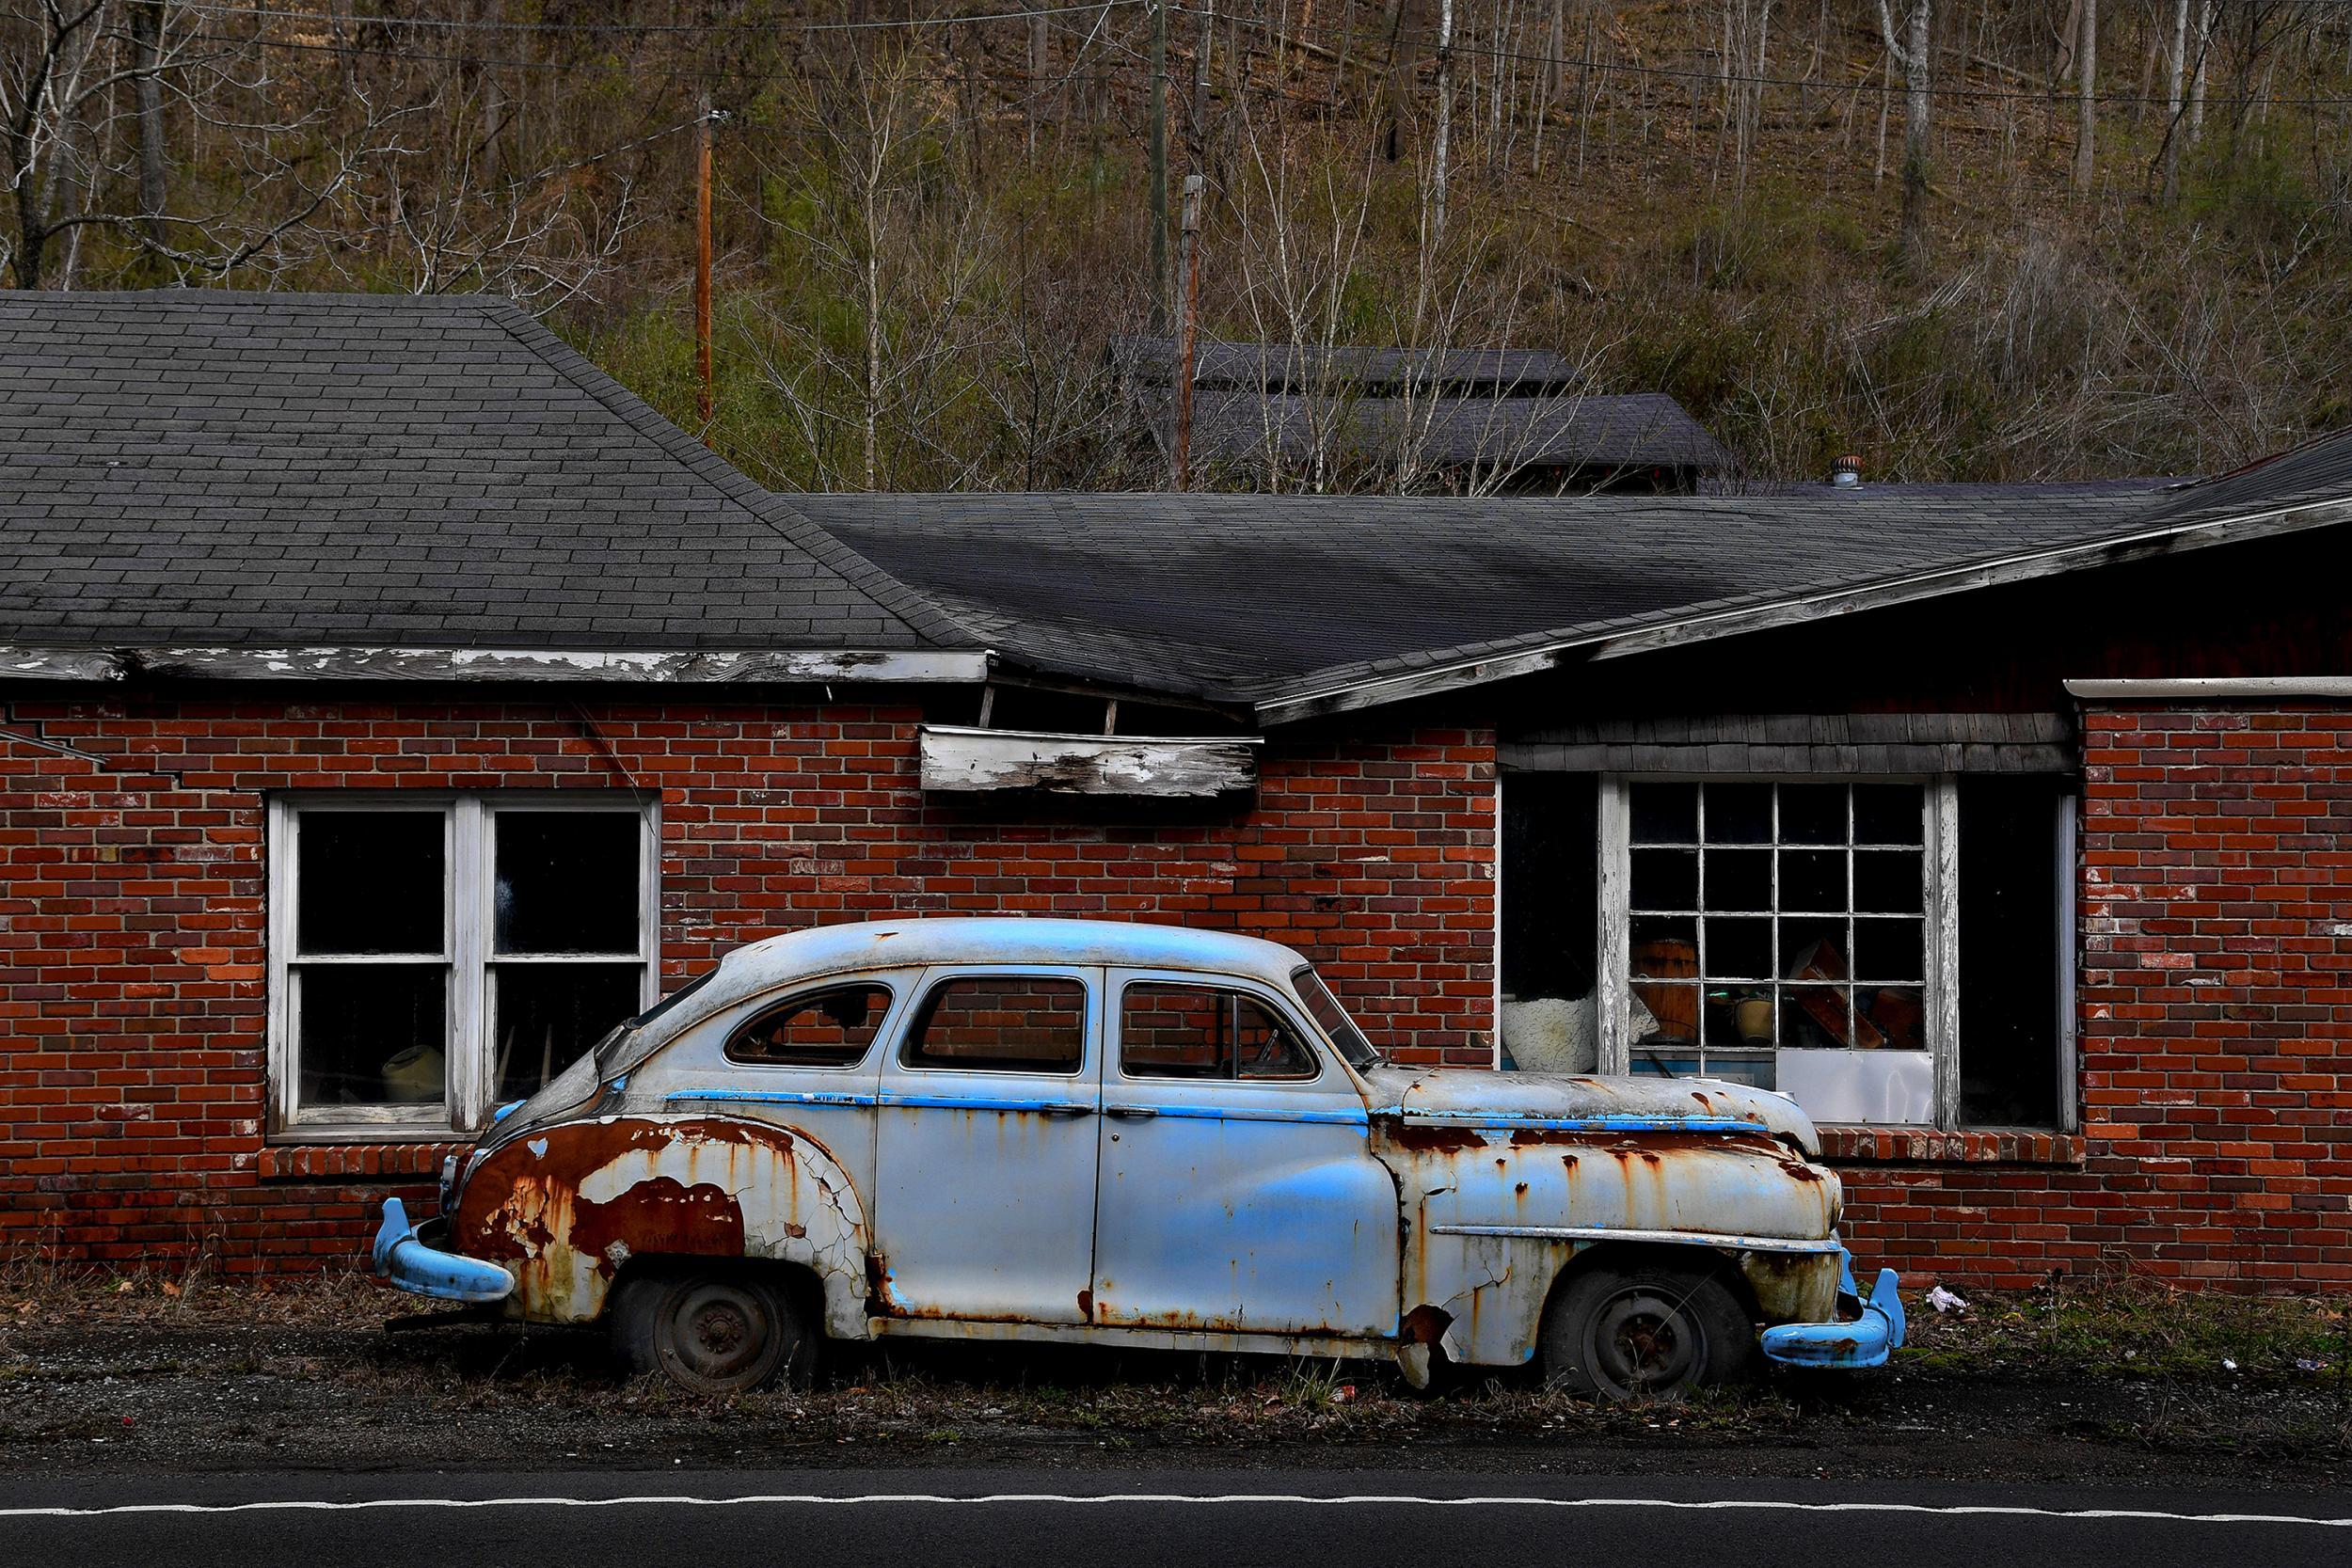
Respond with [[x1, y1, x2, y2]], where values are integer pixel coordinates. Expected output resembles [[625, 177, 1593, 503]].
[[371, 1196, 515, 1304], [1758, 1250, 1907, 1370]]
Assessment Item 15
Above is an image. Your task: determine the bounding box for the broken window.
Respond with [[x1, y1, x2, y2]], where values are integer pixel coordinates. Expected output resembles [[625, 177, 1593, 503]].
[[904, 975, 1088, 1074], [1119, 983, 1318, 1082], [1530, 772, 2072, 1130], [270, 795, 655, 1135], [726, 985, 893, 1069]]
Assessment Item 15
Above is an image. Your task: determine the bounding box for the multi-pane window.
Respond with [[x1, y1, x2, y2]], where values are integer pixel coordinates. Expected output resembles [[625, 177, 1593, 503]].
[[1613, 779, 1946, 1125], [269, 796, 656, 1135]]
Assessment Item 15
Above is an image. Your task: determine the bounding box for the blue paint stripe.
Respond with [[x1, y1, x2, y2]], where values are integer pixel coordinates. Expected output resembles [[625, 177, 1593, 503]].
[[1390, 1113, 1772, 1135], [663, 1088, 876, 1108], [1119, 1104, 1368, 1128], [880, 1094, 1095, 1115]]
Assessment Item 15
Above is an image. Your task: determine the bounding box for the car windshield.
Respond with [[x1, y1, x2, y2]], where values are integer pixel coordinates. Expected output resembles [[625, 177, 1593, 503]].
[[1290, 966, 1384, 1071]]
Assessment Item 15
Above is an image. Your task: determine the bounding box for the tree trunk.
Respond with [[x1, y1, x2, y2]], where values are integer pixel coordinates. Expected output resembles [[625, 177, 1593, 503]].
[[131, 0, 168, 247], [2074, 0, 2095, 192], [2186, 0, 2212, 144], [2160, 0, 2187, 202], [1433, 0, 1453, 235], [1877, 0, 1931, 266]]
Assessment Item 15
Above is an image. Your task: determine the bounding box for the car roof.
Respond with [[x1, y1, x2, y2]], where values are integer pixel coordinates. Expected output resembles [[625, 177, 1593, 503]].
[[711, 917, 1311, 991]]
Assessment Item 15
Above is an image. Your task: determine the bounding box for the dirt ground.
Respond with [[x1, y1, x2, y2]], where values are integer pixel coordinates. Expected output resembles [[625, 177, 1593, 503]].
[[3, 1270, 2347, 1490]]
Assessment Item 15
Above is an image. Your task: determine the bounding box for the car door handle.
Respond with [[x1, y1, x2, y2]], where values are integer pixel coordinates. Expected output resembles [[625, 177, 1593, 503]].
[[1104, 1105, 1158, 1121], [1039, 1103, 1095, 1118]]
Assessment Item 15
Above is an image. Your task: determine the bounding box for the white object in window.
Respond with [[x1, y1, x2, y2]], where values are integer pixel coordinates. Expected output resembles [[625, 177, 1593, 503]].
[[266, 795, 658, 1138], [1597, 778, 1959, 1127]]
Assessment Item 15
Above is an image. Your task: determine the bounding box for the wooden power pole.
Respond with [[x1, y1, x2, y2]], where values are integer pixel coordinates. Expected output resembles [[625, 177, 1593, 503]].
[[1170, 2, 1214, 491], [695, 94, 715, 436]]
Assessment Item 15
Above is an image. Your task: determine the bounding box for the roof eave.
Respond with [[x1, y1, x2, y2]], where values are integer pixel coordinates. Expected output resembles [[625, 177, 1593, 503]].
[[0, 645, 994, 686], [1248, 493, 2352, 725]]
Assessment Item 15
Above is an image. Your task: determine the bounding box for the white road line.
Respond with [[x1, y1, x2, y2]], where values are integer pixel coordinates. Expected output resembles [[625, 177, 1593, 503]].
[[1, 1494, 2347, 1528]]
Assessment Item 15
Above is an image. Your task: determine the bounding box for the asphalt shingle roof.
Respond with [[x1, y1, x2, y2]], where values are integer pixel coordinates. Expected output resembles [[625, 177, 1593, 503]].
[[815, 482, 2199, 705], [0, 291, 969, 653], [1176, 389, 1734, 475], [1108, 336, 1588, 394]]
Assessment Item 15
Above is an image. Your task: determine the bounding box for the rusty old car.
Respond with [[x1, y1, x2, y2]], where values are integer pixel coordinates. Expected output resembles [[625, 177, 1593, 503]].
[[371, 918, 1904, 1397]]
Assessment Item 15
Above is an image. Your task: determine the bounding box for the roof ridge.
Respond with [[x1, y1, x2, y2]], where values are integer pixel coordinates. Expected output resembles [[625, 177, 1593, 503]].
[[481, 301, 988, 654]]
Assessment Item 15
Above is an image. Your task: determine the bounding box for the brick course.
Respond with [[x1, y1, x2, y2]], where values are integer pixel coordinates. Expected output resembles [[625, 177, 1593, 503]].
[[0, 693, 1495, 1273]]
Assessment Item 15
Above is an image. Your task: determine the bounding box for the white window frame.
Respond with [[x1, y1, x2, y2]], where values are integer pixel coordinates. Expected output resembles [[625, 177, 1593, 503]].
[[1596, 774, 1962, 1129], [266, 792, 660, 1140]]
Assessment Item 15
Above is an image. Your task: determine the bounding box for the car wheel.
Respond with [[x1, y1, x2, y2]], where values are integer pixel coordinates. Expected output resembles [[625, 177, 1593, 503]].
[[612, 1271, 818, 1395], [1539, 1260, 1756, 1401]]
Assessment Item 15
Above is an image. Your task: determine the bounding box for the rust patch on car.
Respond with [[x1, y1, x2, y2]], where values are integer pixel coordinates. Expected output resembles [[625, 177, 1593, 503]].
[[1376, 1117, 1488, 1153], [1076, 1288, 1094, 1321], [565, 1176, 746, 1278]]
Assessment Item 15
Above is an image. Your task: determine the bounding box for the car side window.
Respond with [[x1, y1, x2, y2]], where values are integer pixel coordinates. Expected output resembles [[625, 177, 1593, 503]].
[[904, 975, 1087, 1074], [725, 984, 892, 1069], [1120, 983, 1319, 1083]]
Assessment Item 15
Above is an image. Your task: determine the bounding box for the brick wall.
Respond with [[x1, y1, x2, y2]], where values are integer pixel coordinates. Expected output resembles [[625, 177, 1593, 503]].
[[0, 693, 1496, 1274], [1830, 704, 2352, 1291]]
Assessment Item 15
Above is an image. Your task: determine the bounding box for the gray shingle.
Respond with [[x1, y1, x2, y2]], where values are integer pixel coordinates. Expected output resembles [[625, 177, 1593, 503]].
[[0, 291, 973, 655]]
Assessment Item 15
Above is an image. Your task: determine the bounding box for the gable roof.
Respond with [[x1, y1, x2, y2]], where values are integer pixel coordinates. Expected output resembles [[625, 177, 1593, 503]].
[[817, 446, 2352, 721], [1107, 335, 1586, 395], [0, 291, 981, 678]]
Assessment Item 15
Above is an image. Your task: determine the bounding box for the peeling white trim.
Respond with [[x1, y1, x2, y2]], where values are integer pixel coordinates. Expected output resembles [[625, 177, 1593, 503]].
[[2064, 677, 2352, 701], [0, 645, 993, 685]]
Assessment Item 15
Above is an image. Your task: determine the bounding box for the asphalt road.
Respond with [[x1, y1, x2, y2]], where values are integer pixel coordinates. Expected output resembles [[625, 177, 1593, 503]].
[[2, 1467, 2346, 1567]]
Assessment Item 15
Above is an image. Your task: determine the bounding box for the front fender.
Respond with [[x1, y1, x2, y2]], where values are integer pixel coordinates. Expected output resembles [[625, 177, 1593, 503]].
[[447, 1116, 870, 1335]]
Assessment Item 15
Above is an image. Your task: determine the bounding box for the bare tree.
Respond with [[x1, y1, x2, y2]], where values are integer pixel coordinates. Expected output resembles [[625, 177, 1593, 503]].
[[2074, 0, 2096, 193]]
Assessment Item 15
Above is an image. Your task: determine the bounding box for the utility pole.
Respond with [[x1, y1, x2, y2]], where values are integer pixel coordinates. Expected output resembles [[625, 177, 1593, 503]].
[[694, 94, 715, 436], [1172, 172, 1202, 489], [1170, 1, 1213, 491], [1148, 0, 1169, 332]]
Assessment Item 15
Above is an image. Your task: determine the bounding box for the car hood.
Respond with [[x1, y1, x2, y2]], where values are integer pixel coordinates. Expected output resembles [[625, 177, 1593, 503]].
[[1360, 1066, 1820, 1158]]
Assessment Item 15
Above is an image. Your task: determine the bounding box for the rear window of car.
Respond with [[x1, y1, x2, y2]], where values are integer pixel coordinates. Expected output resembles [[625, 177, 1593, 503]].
[[724, 984, 893, 1069]]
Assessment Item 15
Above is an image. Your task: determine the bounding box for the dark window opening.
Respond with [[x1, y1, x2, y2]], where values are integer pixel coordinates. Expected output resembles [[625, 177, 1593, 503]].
[[297, 812, 443, 955], [1958, 778, 2066, 1128], [726, 985, 893, 1069], [492, 963, 644, 1101], [1500, 771, 1598, 1072]]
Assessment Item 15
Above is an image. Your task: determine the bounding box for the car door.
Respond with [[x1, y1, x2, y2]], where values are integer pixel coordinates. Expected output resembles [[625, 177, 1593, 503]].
[[869, 964, 1103, 1324], [1089, 969, 1399, 1338]]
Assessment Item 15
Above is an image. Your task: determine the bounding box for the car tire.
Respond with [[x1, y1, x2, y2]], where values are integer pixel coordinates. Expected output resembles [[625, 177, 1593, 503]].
[[1539, 1259, 1756, 1401], [610, 1270, 818, 1396]]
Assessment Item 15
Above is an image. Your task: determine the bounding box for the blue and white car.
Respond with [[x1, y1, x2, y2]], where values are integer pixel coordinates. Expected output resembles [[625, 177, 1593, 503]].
[[373, 918, 1903, 1396]]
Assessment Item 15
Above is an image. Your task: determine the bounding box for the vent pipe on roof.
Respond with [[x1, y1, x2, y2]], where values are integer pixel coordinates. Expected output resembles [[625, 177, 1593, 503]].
[[1831, 454, 1862, 487]]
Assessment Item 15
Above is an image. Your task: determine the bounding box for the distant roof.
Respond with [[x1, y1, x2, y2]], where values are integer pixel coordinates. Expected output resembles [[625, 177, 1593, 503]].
[[1178, 388, 1734, 476], [1108, 335, 1585, 395], [0, 291, 972, 660]]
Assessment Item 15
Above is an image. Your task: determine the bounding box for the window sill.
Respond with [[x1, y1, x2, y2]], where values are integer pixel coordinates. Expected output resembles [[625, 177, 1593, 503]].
[[259, 1139, 466, 1182], [1818, 1126, 2085, 1166]]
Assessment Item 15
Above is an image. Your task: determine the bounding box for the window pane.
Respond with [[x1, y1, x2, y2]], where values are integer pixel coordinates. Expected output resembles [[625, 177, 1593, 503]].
[[1779, 847, 1846, 912], [1704, 988, 1776, 1050], [297, 965, 446, 1108], [1630, 848, 1697, 911], [296, 812, 443, 956], [1781, 921, 1850, 983], [1704, 916, 1772, 980], [1629, 984, 1699, 1052], [1854, 918, 1924, 983], [907, 975, 1087, 1073], [1120, 984, 1315, 1081], [1704, 848, 1771, 911], [1629, 781, 1696, 844], [725, 984, 890, 1069], [1780, 983, 1852, 1048], [1855, 850, 1924, 913], [493, 964, 644, 1101], [1864, 986, 1927, 1051], [1704, 784, 1772, 844], [1779, 784, 1847, 845], [1855, 784, 1925, 845], [495, 812, 641, 956], [1630, 917, 1697, 978]]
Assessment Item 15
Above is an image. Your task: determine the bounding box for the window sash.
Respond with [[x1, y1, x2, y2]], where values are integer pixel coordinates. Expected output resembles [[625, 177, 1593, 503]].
[[1597, 775, 1961, 1129], [268, 793, 658, 1139]]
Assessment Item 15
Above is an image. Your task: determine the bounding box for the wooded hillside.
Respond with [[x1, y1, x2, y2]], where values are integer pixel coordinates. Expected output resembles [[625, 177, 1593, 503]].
[[8, 2, 2349, 488]]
